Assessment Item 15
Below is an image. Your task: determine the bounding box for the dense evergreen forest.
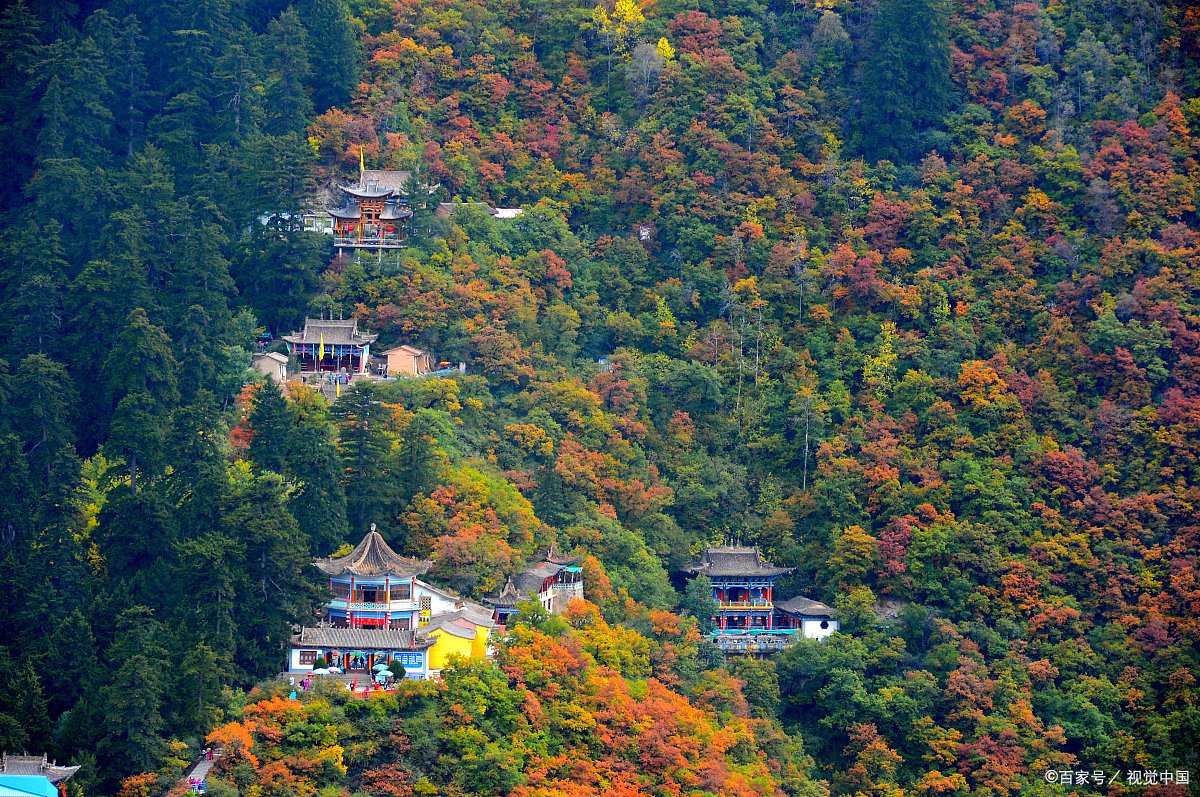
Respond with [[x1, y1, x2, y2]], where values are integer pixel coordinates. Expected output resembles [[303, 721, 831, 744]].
[[0, 0, 1198, 792]]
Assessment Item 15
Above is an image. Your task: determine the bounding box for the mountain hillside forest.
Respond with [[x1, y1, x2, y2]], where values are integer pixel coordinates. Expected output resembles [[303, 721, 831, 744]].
[[0, 0, 1199, 793]]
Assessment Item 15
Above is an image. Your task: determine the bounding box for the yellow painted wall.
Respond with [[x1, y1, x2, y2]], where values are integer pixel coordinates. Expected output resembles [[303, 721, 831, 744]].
[[471, 626, 490, 659], [427, 624, 492, 670], [427, 629, 475, 670]]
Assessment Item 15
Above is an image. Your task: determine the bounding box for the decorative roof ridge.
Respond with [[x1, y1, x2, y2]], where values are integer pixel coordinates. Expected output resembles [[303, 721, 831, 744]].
[[542, 542, 579, 565], [487, 578, 525, 607]]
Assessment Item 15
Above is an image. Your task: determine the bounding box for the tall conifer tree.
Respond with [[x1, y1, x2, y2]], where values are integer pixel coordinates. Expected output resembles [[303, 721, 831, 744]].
[[857, 0, 953, 163]]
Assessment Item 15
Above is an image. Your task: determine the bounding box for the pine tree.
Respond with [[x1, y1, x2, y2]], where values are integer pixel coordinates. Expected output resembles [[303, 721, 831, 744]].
[[97, 608, 168, 781], [0, 2, 44, 210], [3, 221, 69, 360], [43, 610, 99, 716], [398, 409, 454, 503], [12, 353, 78, 489], [170, 643, 228, 735], [107, 393, 168, 492], [263, 8, 313, 136], [164, 394, 229, 534], [288, 421, 349, 553], [213, 41, 263, 144], [33, 37, 115, 167], [248, 377, 291, 474], [102, 308, 181, 408], [858, 0, 953, 163], [173, 530, 241, 655], [231, 209, 325, 333], [335, 384, 399, 533], [297, 0, 359, 112], [84, 11, 147, 156], [175, 305, 216, 399], [225, 472, 319, 674], [0, 437, 34, 548]]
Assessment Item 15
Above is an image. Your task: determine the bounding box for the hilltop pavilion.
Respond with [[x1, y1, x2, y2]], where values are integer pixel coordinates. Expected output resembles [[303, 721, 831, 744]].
[[328, 168, 413, 251]]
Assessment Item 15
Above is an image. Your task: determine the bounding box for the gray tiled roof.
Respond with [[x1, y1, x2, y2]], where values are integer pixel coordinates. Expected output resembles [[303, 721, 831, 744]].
[[775, 596, 835, 617], [282, 318, 378, 346], [683, 546, 793, 577], [291, 626, 434, 650], [0, 754, 81, 784], [314, 531, 431, 577], [380, 205, 413, 221], [327, 205, 362, 220], [360, 170, 411, 192]]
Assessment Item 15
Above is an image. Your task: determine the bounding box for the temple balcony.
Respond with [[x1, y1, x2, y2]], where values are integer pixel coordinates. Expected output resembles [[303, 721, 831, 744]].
[[328, 598, 419, 611], [718, 599, 774, 609], [709, 630, 800, 654], [333, 236, 407, 250]]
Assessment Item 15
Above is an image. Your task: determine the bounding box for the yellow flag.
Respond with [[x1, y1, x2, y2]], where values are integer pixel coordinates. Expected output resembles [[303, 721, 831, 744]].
[[336, 379, 341, 398], [359, 145, 365, 176], [319, 333, 325, 363]]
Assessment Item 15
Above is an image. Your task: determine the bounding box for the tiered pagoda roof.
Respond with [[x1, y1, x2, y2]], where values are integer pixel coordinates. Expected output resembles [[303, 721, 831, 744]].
[[0, 754, 80, 784], [682, 546, 794, 578], [337, 170, 411, 198], [282, 318, 378, 347], [314, 530, 431, 578]]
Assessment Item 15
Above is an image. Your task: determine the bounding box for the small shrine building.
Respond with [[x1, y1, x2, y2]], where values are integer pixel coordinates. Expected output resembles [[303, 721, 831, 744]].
[[282, 318, 377, 374], [485, 544, 584, 626], [774, 596, 838, 640]]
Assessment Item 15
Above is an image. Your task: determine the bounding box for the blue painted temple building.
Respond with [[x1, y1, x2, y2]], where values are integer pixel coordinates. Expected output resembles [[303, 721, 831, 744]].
[[684, 546, 792, 631], [684, 546, 839, 642], [313, 525, 438, 630]]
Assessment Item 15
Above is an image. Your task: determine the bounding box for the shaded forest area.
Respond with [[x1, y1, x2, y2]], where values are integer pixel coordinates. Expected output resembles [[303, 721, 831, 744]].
[[1, 0, 1199, 793]]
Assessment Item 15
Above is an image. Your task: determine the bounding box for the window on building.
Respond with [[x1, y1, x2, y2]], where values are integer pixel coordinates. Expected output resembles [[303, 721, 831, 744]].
[[392, 582, 412, 600], [298, 650, 318, 665], [333, 584, 351, 600]]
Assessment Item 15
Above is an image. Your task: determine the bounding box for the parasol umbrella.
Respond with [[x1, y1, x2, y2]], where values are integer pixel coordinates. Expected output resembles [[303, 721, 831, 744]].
[[310, 668, 330, 675], [327, 666, 343, 674], [375, 669, 394, 679], [372, 662, 389, 671]]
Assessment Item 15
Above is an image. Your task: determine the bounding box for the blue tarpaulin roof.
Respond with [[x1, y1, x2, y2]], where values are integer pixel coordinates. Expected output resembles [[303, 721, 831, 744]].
[[0, 775, 60, 797]]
